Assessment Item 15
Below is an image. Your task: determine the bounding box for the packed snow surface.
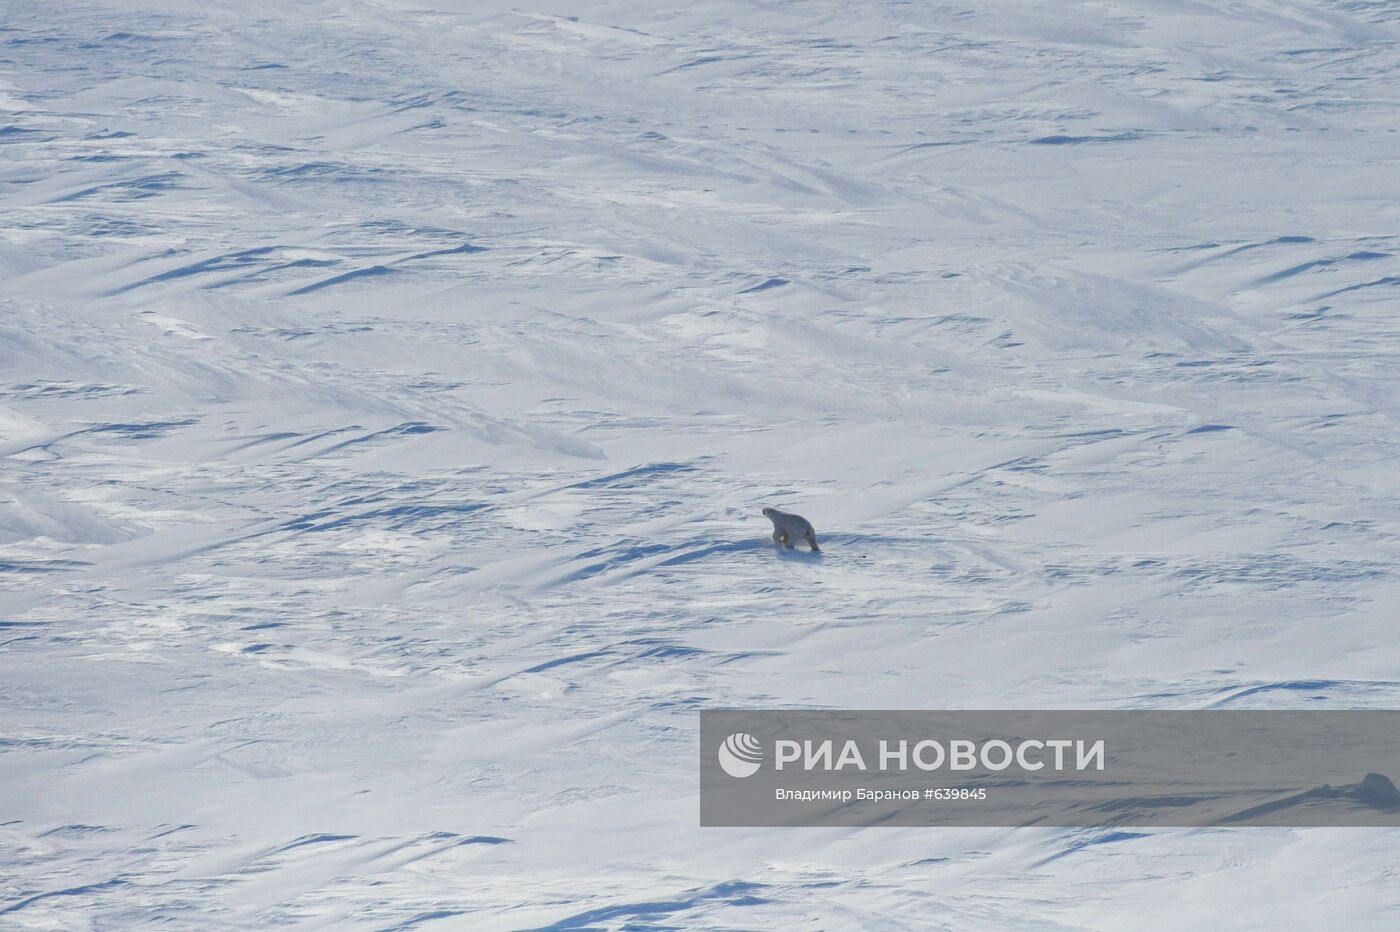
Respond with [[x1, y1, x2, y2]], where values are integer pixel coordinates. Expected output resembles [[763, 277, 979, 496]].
[[3, 0, 1400, 927]]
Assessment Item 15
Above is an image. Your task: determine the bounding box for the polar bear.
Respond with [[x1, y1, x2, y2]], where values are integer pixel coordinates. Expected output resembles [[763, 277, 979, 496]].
[[763, 507, 820, 551]]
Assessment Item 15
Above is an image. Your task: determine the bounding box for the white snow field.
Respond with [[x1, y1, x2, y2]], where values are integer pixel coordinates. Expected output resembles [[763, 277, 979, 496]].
[[3, 0, 1400, 926]]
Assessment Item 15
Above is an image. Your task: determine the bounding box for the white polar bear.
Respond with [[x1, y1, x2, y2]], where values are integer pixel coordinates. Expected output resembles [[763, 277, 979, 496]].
[[763, 507, 820, 551]]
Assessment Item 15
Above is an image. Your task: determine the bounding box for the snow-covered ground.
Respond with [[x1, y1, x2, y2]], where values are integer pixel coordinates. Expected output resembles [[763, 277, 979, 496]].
[[3, 0, 1400, 926]]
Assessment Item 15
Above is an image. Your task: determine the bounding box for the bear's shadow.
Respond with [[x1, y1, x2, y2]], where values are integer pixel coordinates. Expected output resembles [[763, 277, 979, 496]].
[[766, 540, 824, 561]]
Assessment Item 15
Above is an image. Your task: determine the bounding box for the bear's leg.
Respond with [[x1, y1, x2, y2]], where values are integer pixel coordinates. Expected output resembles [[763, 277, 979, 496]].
[[806, 532, 820, 552], [772, 529, 784, 546]]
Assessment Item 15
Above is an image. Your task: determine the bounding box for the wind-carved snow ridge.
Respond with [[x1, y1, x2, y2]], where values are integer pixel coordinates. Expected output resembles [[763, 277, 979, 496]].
[[2, 0, 1400, 927]]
